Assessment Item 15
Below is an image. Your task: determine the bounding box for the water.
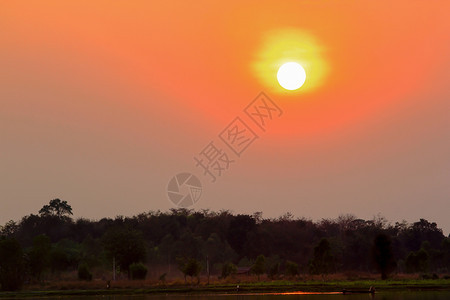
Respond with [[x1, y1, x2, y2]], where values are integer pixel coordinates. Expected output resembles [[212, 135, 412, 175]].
[[23, 291, 450, 300]]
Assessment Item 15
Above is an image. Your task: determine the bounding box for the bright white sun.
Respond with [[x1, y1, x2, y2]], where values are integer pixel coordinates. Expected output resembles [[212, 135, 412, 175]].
[[277, 62, 306, 90]]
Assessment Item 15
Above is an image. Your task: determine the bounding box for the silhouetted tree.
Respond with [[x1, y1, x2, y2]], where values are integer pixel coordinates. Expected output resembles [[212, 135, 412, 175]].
[[406, 248, 429, 273], [226, 214, 255, 256], [53, 239, 81, 274], [0, 220, 18, 237], [402, 219, 444, 251], [372, 233, 396, 279], [441, 238, 450, 273], [251, 254, 266, 280], [27, 234, 51, 281], [0, 238, 25, 291], [267, 262, 279, 279], [80, 234, 102, 268], [205, 233, 236, 267], [178, 258, 202, 283], [39, 199, 73, 219], [102, 228, 146, 279], [285, 260, 299, 277], [49, 244, 70, 274], [309, 238, 335, 277], [221, 262, 237, 278], [77, 263, 92, 281], [1, 208, 448, 283], [129, 262, 148, 280]]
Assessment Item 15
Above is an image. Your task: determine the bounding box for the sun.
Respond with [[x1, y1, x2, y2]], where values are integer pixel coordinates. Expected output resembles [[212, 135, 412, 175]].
[[277, 62, 306, 90], [252, 29, 328, 94]]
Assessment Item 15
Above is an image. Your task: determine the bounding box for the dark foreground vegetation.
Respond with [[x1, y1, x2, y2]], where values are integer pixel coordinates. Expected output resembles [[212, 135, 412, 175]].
[[0, 199, 449, 292], [1, 279, 450, 298]]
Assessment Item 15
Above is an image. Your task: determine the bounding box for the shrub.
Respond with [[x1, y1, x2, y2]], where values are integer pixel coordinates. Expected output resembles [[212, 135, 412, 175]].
[[285, 260, 299, 277], [130, 262, 148, 280], [178, 258, 202, 283], [406, 249, 429, 273], [251, 255, 266, 280], [268, 262, 280, 279], [221, 262, 237, 278], [77, 264, 92, 281]]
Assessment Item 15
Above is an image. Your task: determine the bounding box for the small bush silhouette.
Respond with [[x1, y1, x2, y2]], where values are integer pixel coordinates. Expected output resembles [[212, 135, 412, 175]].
[[130, 262, 148, 280], [285, 260, 299, 277], [221, 262, 237, 278], [78, 264, 92, 281]]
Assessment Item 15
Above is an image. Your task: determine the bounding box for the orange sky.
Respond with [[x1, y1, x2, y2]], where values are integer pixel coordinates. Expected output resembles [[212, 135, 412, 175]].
[[1, 1, 449, 232]]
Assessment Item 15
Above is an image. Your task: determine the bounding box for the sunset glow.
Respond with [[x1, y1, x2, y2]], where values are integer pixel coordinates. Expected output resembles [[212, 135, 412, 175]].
[[253, 28, 328, 95], [1, 0, 449, 234]]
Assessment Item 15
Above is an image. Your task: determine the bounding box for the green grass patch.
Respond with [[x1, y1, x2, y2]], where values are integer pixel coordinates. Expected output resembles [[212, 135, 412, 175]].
[[1, 279, 449, 298]]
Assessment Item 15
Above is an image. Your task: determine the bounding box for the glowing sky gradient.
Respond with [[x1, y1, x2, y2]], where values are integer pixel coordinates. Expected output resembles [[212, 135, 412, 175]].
[[1, 1, 449, 232]]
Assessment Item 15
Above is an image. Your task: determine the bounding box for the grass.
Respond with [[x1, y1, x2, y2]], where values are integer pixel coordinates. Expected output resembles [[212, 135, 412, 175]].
[[1, 277, 449, 298]]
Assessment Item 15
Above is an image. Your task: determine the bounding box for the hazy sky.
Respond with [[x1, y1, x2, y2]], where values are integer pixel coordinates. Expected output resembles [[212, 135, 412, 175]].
[[1, 1, 449, 233]]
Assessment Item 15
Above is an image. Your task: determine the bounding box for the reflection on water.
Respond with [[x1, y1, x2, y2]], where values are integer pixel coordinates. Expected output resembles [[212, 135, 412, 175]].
[[25, 291, 450, 300]]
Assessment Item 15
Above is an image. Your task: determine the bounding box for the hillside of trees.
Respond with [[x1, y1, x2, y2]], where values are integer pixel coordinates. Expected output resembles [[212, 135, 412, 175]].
[[1, 199, 449, 290]]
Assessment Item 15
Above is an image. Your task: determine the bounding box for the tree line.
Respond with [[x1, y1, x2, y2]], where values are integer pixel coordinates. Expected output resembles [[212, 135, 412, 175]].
[[0, 199, 449, 290]]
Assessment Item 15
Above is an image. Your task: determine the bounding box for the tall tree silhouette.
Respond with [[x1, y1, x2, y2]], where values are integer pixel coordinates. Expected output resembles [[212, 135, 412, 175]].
[[372, 233, 396, 279], [0, 238, 25, 291], [309, 238, 335, 277], [39, 199, 73, 218], [27, 234, 51, 281], [102, 228, 146, 279]]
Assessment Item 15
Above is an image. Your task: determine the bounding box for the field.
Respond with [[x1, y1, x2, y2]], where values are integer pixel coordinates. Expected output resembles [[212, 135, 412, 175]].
[[1, 276, 449, 298]]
